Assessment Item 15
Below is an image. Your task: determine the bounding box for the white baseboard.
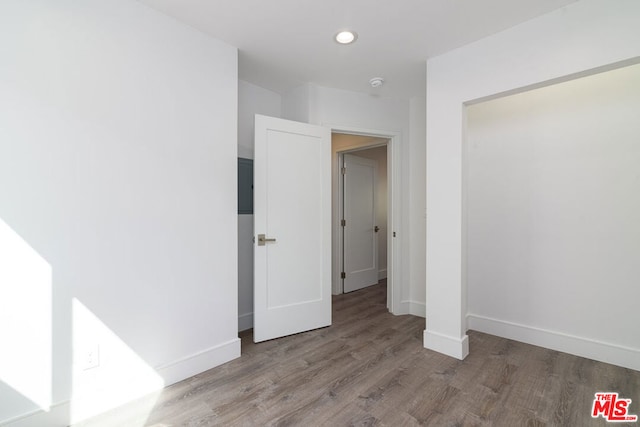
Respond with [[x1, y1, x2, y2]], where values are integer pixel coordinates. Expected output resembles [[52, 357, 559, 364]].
[[423, 329, 469, 360], [396, 300, 410, 315], [378, 269, 387, 280], [396, 300, 425, 318], [467, 314, 640, 372], [238, 312, 254, 332], [2, 339, 241, 427], [156, 338, 241, 386], [409, 301, 426, 318], [1, 400, 70, 427]]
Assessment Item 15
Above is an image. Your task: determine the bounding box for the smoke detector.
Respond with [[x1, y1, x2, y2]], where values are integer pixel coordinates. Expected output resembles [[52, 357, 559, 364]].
[[369, 77, 384, 88]]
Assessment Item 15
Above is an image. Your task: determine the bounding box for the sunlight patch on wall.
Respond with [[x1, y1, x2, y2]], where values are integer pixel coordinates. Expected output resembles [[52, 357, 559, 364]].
[[0, 218, 52, 412], [71, 298, 164, 425]]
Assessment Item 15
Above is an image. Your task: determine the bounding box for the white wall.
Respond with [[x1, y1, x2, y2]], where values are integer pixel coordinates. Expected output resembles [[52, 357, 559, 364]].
[[237, 215, 254, 332], [237, 80, 282, 331], [425, 0, 640, 365], [409, 97, 427, 316], [0, 1, 239, 425], [238, 80, 282, 159], [467, 63, 640, 370], [282, 84, 314, 124], [293, 85, 425, 316]]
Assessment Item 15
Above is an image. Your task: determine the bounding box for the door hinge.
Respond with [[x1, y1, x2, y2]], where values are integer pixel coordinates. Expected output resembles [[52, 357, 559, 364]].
[[341, 219, 346, 227], [341, 167, 346, 175], [341, 272, 346, 279]]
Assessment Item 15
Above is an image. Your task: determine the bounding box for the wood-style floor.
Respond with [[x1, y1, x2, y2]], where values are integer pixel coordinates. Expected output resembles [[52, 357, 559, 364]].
[[79, 281, 639, 426]]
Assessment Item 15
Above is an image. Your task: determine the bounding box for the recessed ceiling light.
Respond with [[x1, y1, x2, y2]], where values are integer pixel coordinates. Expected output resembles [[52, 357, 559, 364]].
[[335, 30, 358, 44]]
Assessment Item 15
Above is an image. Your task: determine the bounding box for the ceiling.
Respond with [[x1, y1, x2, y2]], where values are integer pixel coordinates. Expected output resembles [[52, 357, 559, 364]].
[[139, 0, 578, 99]]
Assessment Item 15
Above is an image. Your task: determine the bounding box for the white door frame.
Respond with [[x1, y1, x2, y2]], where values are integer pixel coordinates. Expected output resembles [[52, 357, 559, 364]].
[[328, 124, 401, 314]]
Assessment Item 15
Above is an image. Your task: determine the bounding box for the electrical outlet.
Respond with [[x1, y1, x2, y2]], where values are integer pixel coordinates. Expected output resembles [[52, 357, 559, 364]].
[[83, 345, 100, 370]]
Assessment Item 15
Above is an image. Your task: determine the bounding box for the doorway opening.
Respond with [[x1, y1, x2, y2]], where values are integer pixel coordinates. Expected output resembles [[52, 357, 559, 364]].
[[331, 132, 394, 311], [245, 116, 404, 342]]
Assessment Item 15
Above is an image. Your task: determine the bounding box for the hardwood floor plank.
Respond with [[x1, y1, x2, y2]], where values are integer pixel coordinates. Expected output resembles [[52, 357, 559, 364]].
[[75, 281, 640, 427]]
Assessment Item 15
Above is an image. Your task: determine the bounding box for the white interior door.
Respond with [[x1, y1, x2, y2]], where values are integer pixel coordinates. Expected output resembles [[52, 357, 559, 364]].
[[253, 114, 331, 343], [343, 153, 378, 293]]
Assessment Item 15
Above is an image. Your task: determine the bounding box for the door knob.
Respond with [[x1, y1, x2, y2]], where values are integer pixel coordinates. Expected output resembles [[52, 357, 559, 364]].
[[257, 234, 277, 246], [374, 226, 380, 233]]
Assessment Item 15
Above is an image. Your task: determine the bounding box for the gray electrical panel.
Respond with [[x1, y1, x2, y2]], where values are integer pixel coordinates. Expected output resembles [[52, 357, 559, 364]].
[[238, 158, 253, 214]]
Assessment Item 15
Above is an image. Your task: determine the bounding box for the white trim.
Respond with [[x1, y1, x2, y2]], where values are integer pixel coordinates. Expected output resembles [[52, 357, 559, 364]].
[[238, 312, 253, 332], [397, 300, 410, 314], [409, 301, 425, 318], [467, 314, 640, 372], [2, 339, 241, 427], [378, 268, 387, 280], [424, 329, 469, 360], [327, 124, 403, 315], [1, 400, 70, 427], [155, 338, 241, 386]]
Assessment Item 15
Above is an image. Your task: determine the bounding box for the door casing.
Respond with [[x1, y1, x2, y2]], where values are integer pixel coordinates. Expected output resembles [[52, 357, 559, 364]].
[[329, 125, 401, 314]]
